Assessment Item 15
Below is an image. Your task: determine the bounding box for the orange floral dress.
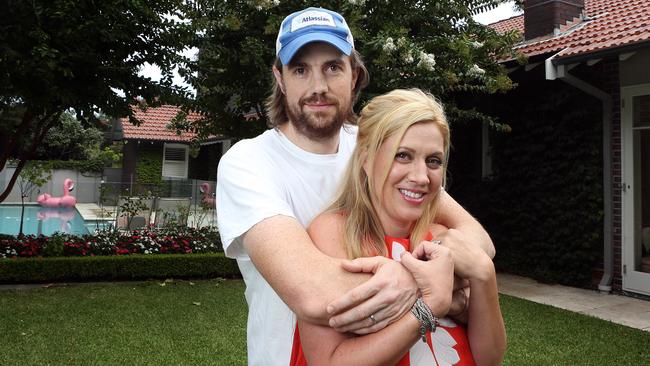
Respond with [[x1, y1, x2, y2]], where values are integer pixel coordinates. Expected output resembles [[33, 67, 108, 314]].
[[290, 233, 476, 366]]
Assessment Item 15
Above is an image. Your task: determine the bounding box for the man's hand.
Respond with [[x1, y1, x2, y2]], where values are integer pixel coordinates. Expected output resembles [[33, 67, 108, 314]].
[[326, 256, 417, 335], [448, 280, 470, 324]]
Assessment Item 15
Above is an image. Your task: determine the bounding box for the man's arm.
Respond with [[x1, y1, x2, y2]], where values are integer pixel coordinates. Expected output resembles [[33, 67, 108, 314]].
[[435, 190, 495, 258], [242, 215, 417, 327], [298, 213, 454, 366], [218, 143, 416, 330], [326, 190, 492, 328]]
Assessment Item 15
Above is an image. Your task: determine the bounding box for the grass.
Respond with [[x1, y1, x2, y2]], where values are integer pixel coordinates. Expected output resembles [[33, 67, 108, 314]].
[[1, 280, 649, 365], [501, 295, 650, 365], [0, 279, 247, 366]]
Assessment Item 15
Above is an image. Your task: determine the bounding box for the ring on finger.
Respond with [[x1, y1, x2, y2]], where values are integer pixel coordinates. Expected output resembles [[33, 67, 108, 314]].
[[369, 314, 377, 325], [431, 240, 442, 245]]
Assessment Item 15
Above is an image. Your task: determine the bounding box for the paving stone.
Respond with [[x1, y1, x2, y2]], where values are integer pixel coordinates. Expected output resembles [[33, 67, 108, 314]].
[[497, 273, 650, 332]]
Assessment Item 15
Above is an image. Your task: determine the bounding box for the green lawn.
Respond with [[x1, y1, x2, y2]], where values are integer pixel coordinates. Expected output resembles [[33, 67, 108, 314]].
[[1, 279, 649, 365], [501, 295, 650, 365], [0, 279, 247, 366]]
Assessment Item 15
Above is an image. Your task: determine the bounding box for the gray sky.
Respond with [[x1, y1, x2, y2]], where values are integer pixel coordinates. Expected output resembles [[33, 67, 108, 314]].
[[474, 1, 521, 25]]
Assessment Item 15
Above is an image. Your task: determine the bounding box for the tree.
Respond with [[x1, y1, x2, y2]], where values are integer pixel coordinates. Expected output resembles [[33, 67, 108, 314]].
[[180, 0, 521, 141], [34, 112, 104, 161], [17, 162, 51, 236], [0, 0, 195, 202]]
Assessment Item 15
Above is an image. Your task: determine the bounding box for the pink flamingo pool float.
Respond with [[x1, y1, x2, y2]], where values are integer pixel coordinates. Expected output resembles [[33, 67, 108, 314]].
[[37, 178, 77, 208], [200, 182, 216, 206]]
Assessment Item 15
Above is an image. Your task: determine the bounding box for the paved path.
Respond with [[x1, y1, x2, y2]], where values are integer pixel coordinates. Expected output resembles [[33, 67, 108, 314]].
[[498, 273, 650, 332]]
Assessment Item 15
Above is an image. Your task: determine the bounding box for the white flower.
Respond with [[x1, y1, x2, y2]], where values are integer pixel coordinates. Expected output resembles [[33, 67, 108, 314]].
[[470, 40, 484, 48], [403, 50, 414, 64], [467, 64, 485, 77], [417, 51, 436, 71], [383, 37, 396, 53], [408, 317, 460, 365], [348, 0, 365, 5], [256, 0, 279, 9]]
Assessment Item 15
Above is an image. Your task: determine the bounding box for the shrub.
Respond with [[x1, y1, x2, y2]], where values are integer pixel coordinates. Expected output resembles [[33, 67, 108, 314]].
[[451, 81, 603, 287], [0, 226, 222, 259], [0, 253, 240, 283], [0, 227, 234, 283]]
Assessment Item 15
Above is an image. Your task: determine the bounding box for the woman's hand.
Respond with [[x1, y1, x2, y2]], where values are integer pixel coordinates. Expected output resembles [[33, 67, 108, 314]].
[[400, 242, 454, 317]]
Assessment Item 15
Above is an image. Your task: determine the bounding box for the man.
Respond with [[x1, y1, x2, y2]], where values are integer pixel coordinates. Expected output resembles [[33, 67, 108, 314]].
[[217, 7, 494, 365]]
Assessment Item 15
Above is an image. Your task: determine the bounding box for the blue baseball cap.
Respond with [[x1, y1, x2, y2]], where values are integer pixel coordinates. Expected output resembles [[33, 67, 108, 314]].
[[276, 7, 354, 65]]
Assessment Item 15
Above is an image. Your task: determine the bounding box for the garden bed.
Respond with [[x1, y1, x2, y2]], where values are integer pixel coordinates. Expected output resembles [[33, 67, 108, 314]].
[[0, 226, 240, 283]]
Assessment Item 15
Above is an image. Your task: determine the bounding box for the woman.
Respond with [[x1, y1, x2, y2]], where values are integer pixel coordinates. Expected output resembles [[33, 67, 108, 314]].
[[293, 89, 506, 365]]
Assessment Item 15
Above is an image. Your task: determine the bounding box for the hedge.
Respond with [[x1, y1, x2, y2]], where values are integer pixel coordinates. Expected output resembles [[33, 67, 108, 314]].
[[0, 253, 240, 283], [136, 145, 163, 185], [451, 72, 604, 288]]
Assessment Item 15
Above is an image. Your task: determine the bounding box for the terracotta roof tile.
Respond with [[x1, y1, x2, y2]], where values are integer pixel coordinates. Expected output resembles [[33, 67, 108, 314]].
[[489, 0, 650, 62], [121, 105, 206, 142], [489, 15, 524, 34]]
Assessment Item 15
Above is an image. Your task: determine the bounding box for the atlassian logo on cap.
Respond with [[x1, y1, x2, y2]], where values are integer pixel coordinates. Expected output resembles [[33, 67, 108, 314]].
[[290, 10, 336, 32]]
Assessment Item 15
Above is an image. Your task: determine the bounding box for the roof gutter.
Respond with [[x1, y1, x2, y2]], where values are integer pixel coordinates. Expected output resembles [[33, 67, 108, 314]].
[[550, 40, 650, 67], [546, 52, 614, 292]]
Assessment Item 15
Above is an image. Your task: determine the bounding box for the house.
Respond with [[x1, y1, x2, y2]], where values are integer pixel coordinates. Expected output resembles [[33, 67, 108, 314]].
[[112, 105, 230, 192], [452, 0, 649, 298]]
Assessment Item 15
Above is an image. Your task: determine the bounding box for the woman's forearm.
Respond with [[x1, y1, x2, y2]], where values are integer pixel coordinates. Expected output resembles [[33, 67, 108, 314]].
[[466, 263, 507, 366], [435, 192, 495, 258], [301, 314, 421, 366]]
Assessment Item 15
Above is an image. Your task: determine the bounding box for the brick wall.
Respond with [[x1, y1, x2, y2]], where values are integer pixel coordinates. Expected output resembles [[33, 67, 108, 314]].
[[602, 58, 623, 291], [524, 0, 585, 39]]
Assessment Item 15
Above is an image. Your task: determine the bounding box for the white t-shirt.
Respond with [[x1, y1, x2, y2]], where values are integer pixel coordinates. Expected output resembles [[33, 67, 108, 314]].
[[216, 125, 357, 366]]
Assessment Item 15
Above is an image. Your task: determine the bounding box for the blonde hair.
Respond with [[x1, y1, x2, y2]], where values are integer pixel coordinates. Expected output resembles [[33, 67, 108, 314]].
[[265, 50, 369, 128], [329, 89, 451, 259]]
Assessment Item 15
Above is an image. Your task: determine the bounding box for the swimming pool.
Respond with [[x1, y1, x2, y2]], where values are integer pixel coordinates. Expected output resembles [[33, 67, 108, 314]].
[[0, 205, 98, 236]]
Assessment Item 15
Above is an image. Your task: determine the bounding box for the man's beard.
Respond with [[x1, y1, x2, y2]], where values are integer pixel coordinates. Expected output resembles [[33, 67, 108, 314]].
[[285, 94, 351, 141]]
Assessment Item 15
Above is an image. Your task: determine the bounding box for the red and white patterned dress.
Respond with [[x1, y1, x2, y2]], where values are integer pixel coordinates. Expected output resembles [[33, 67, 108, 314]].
[[290, 233, 476, 366]]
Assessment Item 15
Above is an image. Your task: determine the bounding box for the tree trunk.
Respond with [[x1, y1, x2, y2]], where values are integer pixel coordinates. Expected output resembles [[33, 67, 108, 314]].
[[0, 110, 37, 172], [19, 191, 25, 236], [0, 111, 61, 203]]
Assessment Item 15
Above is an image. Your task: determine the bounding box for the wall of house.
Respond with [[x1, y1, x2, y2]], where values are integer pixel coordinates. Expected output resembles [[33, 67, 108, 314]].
[[603, 58, 624, 292], [121, 140, 138, 189], [189, 142, 222, 181], [120, 140, 165, 194], [618, 49, 650, 294], [620, 48, 650, 87]]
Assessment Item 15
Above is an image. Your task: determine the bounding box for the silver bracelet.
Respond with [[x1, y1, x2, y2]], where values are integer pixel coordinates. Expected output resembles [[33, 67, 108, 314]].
[[410, 297, 439, 343]]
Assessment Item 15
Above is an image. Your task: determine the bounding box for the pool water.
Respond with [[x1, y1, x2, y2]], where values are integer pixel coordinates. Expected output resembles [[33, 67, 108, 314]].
[[0, 205, 95, 236]]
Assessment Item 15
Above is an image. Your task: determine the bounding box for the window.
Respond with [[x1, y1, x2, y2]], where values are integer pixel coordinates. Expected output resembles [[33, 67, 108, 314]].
[[162, 143, 188, 179]]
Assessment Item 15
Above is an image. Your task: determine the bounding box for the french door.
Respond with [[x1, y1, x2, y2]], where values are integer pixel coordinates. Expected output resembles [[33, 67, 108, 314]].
[[622, 84, 650, 295]]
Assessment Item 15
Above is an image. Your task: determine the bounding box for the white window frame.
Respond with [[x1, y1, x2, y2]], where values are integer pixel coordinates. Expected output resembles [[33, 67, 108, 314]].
[[162, 143, 189, 179]]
